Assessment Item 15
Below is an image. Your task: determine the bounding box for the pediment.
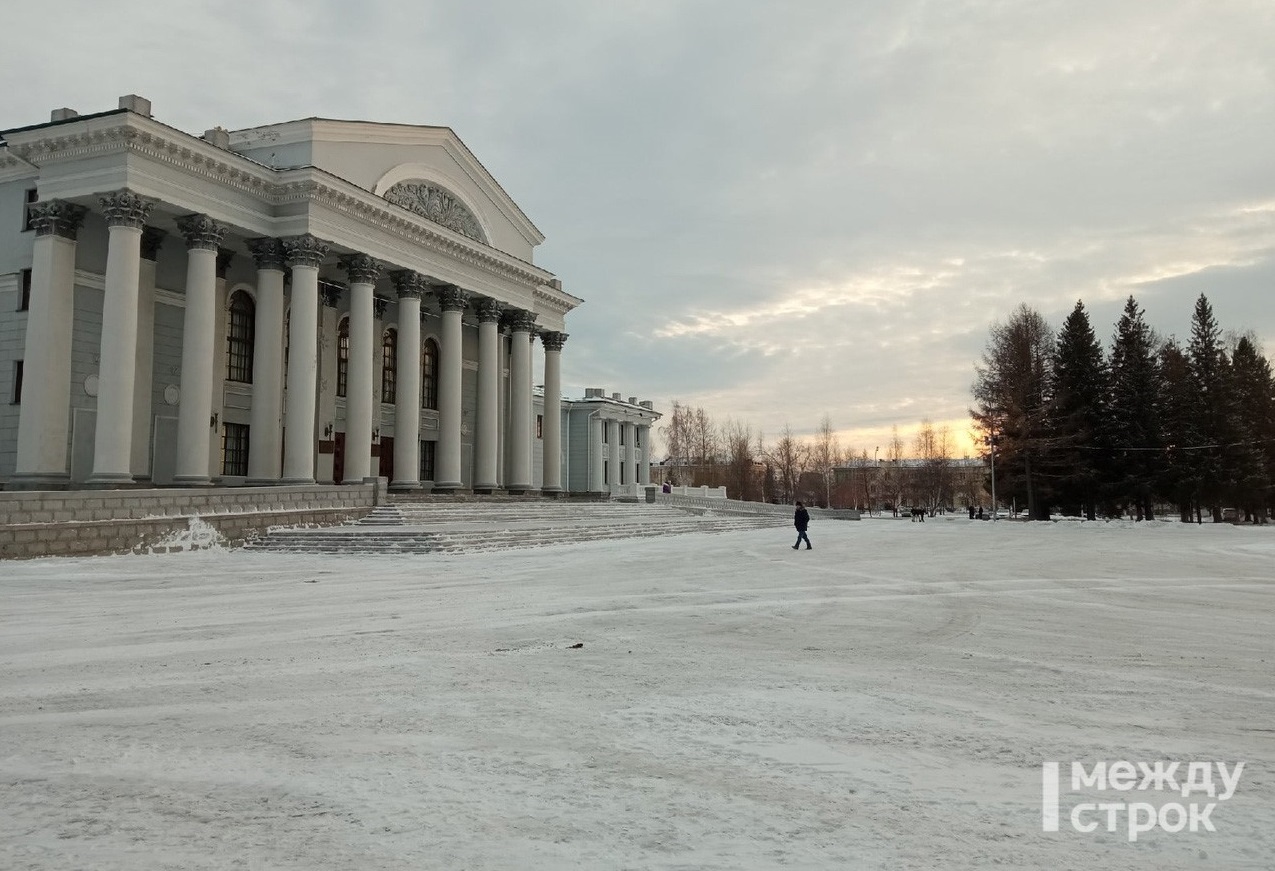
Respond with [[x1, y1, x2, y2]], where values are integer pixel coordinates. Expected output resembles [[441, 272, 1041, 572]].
[[383, 180, 488, 244]]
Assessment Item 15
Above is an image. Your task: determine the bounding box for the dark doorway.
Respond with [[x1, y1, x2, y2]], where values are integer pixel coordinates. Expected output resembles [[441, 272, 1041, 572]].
[[333, 431, 346, 484], [378, 436, 394, 481]]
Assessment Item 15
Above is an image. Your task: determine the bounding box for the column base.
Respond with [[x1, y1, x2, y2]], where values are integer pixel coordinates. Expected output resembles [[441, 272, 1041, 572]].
[[84, 472, 137, 488], [5, 472, 72, 491]]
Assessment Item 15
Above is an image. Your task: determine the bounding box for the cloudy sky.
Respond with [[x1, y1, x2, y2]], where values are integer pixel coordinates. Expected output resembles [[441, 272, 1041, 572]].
[[5, 0, 1273, 457]]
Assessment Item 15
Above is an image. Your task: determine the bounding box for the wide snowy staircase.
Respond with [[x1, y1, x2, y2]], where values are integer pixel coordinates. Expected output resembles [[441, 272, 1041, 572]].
[[243, 499, 788, 555]]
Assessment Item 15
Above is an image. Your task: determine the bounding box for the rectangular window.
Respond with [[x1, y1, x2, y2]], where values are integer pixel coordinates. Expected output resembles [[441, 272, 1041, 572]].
[[536, 414, 543, 439], [221, 422, 250, 476], [11, 360, 22, 404], [19, 269, 32, 311], [602, 425, 608, 444], [620, 427, 626, 446], [420, 440, 436, 482], [22, 189, 37, 232], [603, 461, 609, 485]]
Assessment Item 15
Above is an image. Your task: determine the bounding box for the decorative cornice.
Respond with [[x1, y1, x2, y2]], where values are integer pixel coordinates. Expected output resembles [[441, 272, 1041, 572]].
[[282, 233, 329, 269], [339, 252, 382, 286], [390, 269, 429, 301], [8, 117, 571, 298], [175, 213, 228, 251], [505, 308, 538, 334], [29, 200, 87, 240], [246, 237, 286, 271], [99, 189, 151, 229], [541, 331, 568, 352], [140, 227, 166, 261], [475, 297, 505, 323], [373, 296, 390, 319], [434, 284, 469, 312]]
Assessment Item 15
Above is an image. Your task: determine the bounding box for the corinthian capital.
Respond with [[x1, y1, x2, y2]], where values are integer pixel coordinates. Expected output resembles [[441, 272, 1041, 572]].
[[176, 213, 228, 251], [505, 308, 538, 334], [282, 234, 330, 269], [30, 200, 88, 240], [99, 190, 152, 229], [340, 252, 382, 286], [541, 331, 569, 352], [246, 238, 287, 271], [475, 297, 505, 323], [390, 269, 429, 300], [434, 284, 469, 312]]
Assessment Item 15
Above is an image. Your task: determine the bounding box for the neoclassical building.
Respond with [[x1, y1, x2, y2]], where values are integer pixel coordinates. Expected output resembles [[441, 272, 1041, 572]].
[[0, 95, 657, 494]]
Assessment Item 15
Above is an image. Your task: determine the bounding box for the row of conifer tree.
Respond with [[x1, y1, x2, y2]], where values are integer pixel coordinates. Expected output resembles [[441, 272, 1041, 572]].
[[971, 294, 1273, 522]]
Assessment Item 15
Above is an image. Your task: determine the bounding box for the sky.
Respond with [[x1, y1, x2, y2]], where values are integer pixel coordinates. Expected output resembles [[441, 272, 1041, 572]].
[[4, 0, 1273, 458]]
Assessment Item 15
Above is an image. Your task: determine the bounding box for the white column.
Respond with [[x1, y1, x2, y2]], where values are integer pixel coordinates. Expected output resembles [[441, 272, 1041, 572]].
[[474, 298, 503, 492], [589, 414, 605, 493], [173, 214, 226, 485], [281, 234, 328, 483], [497, 331, 509, 486], [434, 284, 467, 490], [207, 249, 233, 480], [246, 239, 286, 483], [340, 253, 379, 483], [507, 309, 536, 492], [130, 228, 164, 481], [88, 191, 152, 486], [391, 271, 425, 490], [540, 331, 566, 493], [13, 201, 86, 487], [638, 423, 652, 485], [606, 419, 620, 494], [623, 421, 636, 491]]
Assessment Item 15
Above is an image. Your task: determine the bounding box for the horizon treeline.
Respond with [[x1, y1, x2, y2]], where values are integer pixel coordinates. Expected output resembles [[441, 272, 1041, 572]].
[[971, 293, 1275, 523]]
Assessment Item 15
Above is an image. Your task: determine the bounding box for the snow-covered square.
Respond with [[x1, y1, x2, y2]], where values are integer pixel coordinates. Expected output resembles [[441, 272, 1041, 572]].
[[2, 516, 1272, 870]]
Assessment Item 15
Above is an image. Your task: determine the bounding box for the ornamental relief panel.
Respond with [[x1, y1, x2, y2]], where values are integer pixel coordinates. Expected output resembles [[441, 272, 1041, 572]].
[[383, 181, 487, 244]]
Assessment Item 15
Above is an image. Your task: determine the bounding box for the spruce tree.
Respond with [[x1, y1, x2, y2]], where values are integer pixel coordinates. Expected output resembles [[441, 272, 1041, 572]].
[[1186, 294, 1236, 521], [1046, 300, 1108, 519], [1107, 296, 1161, 519], [1228, 336, 1274, 522]]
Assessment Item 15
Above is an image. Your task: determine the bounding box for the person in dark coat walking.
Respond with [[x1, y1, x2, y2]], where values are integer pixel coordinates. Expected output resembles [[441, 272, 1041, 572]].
[[792, 501, 812, 550]]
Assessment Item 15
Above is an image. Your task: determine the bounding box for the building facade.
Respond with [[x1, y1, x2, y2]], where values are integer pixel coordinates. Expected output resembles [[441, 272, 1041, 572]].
[[0, 95, 650, 494]]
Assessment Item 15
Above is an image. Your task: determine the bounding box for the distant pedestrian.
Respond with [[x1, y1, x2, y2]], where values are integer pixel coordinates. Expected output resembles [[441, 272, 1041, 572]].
[[968, 504, 975, 520], [792, 501, 812, 550], [661, 481, 671, 494]]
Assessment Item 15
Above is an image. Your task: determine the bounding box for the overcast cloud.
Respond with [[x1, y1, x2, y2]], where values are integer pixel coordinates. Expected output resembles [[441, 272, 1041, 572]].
[[5, 0, 1273, 456]]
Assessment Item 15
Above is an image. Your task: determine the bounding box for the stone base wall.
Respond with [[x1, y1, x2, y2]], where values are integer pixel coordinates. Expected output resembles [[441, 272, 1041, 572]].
[[0, 480, 387, 559]]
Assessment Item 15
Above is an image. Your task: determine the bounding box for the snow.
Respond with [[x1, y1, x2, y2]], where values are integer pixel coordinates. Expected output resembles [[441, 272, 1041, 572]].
[[2, 515, 1273, 870]]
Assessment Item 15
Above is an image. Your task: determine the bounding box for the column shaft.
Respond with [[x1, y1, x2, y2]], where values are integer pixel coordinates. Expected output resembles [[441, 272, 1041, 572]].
[[13, 217, 80, 484], [508, 323, 533, 492], [606, 419, 620, 494], [540, 333, 565, 493], [638, 425, 652, 485], [173, 246, 219, 484], [393, 295, 422, 489], [623, 422, 636, 490], [474, 302, 502, 491], [247, 265, 285, 482], [435, 288, 466, 490], [590, 416, 604, 493], [130, 234, 161, 480], [283, 266, 320, 482], [345, 281, 375, 482], [88, 223, 144, 484]]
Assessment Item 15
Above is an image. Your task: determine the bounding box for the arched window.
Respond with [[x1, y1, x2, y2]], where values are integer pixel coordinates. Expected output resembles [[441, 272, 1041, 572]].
[[336, 316, 350, 398], [226, 290, 255, 383], [421, 338, 439, 410], [380, 328, 397, 404]]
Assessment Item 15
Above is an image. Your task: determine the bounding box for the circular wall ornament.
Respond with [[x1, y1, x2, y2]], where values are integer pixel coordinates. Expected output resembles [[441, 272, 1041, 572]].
[[84, 374, 99, 397], [164, 384, 181, 406]]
